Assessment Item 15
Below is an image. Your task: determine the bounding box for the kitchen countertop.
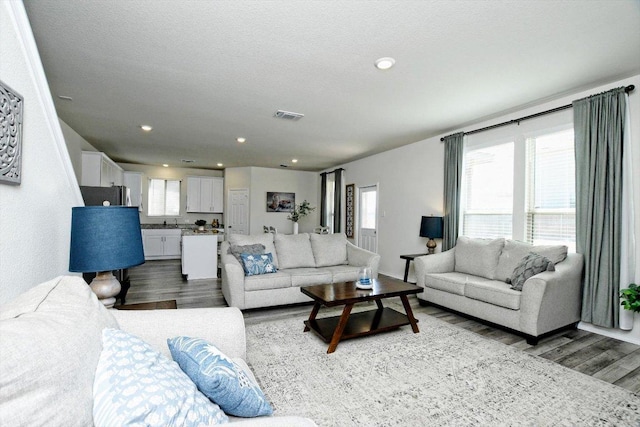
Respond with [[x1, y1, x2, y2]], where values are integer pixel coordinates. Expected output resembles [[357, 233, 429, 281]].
[[140, 224, 225, 236], [182, 229, 224, 236]]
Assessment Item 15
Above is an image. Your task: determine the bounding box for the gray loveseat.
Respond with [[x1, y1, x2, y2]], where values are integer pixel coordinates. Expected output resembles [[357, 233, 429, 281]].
[[414, 237, 584, 344], [0, 276, 315, 426], [221, 232, 380, 310]]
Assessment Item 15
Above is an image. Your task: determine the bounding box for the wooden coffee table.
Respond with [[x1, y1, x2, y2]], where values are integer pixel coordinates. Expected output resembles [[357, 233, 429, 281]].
[[301, 280, 423, 353]]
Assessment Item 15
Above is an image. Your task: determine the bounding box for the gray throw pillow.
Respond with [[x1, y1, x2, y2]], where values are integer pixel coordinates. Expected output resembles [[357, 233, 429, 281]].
[[228, 244, 265, 263], [509, 252, 555, 291]]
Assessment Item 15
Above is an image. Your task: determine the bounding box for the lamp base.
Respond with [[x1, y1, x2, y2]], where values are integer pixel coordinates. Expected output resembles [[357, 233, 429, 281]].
[[89, 271, 121, 308], [426, 238, 437, 255]]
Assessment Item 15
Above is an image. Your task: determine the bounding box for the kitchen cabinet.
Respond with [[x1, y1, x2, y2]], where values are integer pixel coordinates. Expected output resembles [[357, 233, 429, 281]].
[[123, 172, 143, 211], [182, 234, 219, 279], [81, 151, 124, 187], [186, 176, 224, 213], [142, 229, 181, 260]]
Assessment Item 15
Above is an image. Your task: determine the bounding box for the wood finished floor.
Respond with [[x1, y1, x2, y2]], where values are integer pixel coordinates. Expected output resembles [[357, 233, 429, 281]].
[[122, 259, 640, 394]]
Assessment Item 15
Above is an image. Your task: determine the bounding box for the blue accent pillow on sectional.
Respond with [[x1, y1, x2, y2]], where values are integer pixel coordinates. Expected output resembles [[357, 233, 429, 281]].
[[93, 328, 228, 426], [239, 253, 278, 276], [168, 337, 273, 418]]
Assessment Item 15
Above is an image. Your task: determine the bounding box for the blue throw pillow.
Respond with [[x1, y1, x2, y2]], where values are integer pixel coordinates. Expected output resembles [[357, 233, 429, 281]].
[[240, 253, 278, 276], [93, 328, 228, 426], [167, 336, 273, 418]]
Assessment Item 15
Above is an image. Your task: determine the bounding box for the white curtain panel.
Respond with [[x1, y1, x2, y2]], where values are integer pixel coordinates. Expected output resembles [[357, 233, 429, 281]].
[[619, 95, 636, 331]]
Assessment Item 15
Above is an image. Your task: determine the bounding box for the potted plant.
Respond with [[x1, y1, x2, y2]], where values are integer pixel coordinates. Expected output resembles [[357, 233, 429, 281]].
[[287, 200, 315, 234], [620, 283, 640, 313], [195, 219, 207, 231]]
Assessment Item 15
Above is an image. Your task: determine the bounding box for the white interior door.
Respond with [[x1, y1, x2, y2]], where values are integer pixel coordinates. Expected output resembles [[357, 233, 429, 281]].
[[358, 185, 378, 253], [228, 189, 249, 236]]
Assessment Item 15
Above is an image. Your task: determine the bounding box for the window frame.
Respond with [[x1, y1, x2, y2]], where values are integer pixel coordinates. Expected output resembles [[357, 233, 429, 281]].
[[147, 178, 181, 217]]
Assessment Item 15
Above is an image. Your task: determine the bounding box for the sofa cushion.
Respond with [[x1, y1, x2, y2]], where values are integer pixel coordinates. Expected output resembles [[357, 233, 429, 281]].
[[244, 271, 292, 291], [454, 236, 505, 280], [274, 233, 316, 269], [423, 272, 469, 296], [309, 232, 348, 267], [228, 243, 265, 263], [464, 277, 522, 310], [230, 233, 279, 268], [93, 329, 227, 426], [324, 265, 361, 283], [495, 240, 568, 282], [509, 253, 555, 291], [240, 253, 278, 276], [0, 276, 118, 427], [167, 336, 273, 418], [282, 268, 333, 287]]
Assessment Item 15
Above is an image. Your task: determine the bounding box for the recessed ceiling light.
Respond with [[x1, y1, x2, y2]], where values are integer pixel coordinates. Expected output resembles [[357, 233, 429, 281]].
[[217, 163, 223, 167], [162, 164, 169, 168], [58, 95, 73, 101], [236, 137, 246, 143], [292, 159, 298, 163], [374, 57, 395, 70], [140, 125, 153, 132]]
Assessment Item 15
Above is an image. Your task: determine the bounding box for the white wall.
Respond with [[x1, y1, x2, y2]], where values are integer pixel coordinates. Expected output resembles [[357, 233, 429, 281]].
[[0, 1, 83, 304], [338, 74, 640, 344], [224, 167, 319, 235], [117, 163, 224, 226], [59, 118, 97, 183]]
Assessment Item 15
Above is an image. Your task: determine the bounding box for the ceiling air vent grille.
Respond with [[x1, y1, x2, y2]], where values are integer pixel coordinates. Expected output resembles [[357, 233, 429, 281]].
[[274, 110, 304, 121]]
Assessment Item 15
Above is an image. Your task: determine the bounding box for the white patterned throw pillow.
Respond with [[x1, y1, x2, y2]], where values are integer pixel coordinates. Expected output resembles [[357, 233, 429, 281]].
[[93, 328, 228, 426]]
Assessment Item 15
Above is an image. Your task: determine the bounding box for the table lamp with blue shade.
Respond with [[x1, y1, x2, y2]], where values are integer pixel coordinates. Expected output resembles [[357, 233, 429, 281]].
[[420, 216, 443, 254], [69, 206, 145, 307]]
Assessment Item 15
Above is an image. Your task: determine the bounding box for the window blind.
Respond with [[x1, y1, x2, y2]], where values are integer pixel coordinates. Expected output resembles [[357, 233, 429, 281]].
[[148, 179, 180, 216], [461, 142, 514, 238], [525, 129, 576, 250]]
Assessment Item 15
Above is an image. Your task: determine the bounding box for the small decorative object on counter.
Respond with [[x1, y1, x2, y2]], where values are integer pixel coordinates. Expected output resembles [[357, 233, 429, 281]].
[[212, 219, 219, 228], [195, 219, 206, 231], [356, 267, 373, 290]]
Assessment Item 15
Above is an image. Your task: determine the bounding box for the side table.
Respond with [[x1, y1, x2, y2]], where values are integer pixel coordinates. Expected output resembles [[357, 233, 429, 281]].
[[399, 253, 430, 282]]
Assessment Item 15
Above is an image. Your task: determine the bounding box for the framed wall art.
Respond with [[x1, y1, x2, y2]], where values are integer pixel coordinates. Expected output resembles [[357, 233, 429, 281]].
[[345, 183, 355, 238], [266, 191, 295, 212], [0, 80, 23, 185]]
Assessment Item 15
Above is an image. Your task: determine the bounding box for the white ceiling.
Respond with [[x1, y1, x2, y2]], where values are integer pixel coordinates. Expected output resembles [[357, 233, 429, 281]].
[[23, 0, 640, 172]]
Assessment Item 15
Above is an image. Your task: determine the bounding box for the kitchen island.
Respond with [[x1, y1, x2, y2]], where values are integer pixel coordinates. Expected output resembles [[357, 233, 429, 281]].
[[181, 229, 223, 280]]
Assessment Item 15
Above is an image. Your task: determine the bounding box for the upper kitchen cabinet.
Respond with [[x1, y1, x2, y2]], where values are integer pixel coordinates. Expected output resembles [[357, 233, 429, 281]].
[[81, 151, 124, 187], [123, 172, 143, 211], [186, 176, 224, 213]]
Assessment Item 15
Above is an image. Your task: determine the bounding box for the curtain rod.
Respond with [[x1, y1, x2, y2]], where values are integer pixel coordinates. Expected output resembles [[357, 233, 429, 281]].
[[440, 84, 635, 142]]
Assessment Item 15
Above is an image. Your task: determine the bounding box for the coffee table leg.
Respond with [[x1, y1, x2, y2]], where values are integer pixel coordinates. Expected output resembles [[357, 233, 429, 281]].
[[327, 303, 354, 354], [400, 295, 420, 333], [304, 302, 322, 332]]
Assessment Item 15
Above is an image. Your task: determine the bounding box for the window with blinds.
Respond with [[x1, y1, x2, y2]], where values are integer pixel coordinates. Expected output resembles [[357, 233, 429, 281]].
[[525, 129, 576, 250], [148, 179, 180, 216], [461, 142, 514, 238]]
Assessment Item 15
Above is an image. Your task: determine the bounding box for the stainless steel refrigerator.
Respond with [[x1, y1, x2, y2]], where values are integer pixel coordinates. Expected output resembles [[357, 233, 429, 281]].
[[79, 185, 133, 304]]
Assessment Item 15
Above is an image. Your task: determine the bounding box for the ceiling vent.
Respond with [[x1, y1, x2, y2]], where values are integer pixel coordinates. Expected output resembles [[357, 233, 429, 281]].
[[274, 110, 304, 121], [181, 159, 195, 163]]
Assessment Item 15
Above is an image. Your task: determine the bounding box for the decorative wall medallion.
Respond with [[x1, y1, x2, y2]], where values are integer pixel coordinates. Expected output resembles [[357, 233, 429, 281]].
[[346, 184, 355, 238], [0, 80, 23, 185]]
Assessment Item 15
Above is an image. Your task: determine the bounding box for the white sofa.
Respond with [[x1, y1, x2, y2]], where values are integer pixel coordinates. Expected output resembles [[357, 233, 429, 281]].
[[0, 276, 315, 426], [414, 237, 584, 344], [221, 232, 380, 310]]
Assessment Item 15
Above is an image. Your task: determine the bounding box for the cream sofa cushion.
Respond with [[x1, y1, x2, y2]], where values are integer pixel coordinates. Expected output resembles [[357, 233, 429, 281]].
[[274, 233, 316, 269], [230, 233, 279, 268], [0, 276, 118, 427], [309, 232, 348, 267], [495, 240, 568, 282], [454, 237, 505, 280]]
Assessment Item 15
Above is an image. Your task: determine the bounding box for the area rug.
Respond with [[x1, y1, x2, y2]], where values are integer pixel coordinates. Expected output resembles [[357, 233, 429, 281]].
[[245, 311, 640, 426]]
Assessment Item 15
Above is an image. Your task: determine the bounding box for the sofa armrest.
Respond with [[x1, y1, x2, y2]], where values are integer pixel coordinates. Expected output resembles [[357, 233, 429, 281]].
[[519, 252, 584, 336], [220, 241, 248, 309], [414, 249, 456, 287], [111, 307, 246, 360], [346, 241, 381, 278]]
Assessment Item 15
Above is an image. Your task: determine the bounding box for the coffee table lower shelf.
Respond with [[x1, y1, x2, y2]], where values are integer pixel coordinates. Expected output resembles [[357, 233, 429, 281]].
[[304, 307, 414, 343]]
